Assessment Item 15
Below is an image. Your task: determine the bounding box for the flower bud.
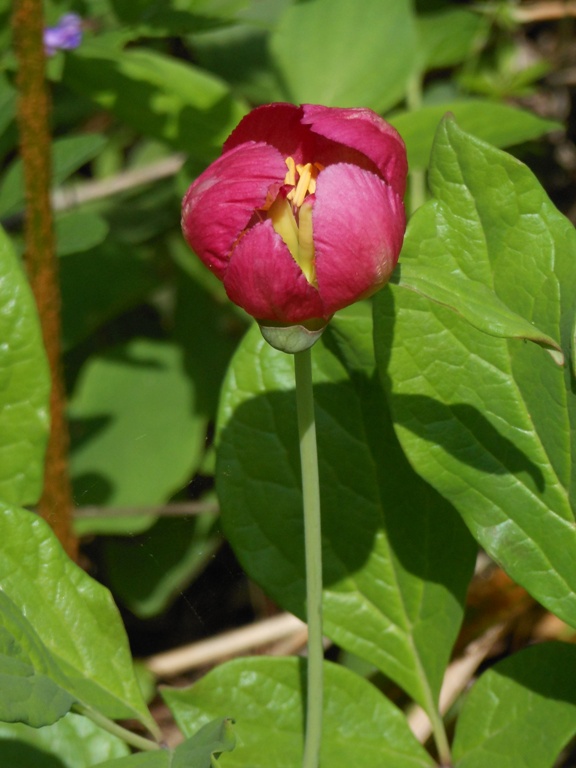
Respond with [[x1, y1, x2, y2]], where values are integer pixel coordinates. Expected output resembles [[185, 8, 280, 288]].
[[182, 103, 407, 349]]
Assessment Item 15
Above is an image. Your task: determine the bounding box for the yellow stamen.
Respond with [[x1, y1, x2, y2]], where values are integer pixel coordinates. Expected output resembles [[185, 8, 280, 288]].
[[267, 157, 324, 286], [291, 163, 314, 207], [284, 156, 297, 187]]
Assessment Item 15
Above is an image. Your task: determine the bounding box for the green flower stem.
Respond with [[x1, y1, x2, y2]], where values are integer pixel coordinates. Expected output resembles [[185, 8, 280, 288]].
[[73, 704, 162, 753], [294, 348, 323, 768]]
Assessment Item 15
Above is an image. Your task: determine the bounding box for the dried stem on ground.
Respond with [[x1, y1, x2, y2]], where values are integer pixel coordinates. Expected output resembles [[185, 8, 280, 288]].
[[513, 1, 576, 22], [145, 613, 307, 679]]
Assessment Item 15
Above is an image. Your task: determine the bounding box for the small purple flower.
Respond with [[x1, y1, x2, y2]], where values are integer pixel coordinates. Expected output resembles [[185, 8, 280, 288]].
[[44, 13, 83, 56]]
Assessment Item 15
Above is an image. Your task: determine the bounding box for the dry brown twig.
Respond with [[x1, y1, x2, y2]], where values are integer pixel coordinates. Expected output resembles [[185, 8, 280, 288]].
[[513, 1, 576, 22], [51, 154, 186, 212]]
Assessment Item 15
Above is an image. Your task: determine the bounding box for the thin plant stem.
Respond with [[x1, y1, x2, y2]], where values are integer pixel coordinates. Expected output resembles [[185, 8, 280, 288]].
[[73, 704, 162, 753], [428, 708, 452, 767], [11, 0, 77, 560], [294, 348, 323, 768]]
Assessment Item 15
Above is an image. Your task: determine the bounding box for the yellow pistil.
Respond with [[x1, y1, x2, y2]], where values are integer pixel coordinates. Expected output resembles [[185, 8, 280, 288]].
[[268, 195, 300, 269], [268, 157, 324, 287]]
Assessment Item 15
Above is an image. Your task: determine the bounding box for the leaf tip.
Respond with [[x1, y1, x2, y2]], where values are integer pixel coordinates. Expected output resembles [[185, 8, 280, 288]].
[[545, 346, 565, 367]]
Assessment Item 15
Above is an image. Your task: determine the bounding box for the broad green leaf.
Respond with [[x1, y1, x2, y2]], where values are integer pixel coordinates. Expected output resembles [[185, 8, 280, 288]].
[[453, 643, 576, 768], [60, 242, 157, 350], [69, 339, 205, 536], [0, 712, 129, 768], [171, 717, 235, 768], [270, 0, 417, 112], [416, 7, 488, 69], [0, 505, 158, 736], [55, 211, 110, 257], [0, 225, 49, 506], [62, 47, 246, 160], [374, 118, 576, 626], [216, 305, 476, 713], [95, 718, 235, 768], [102, 513, 220, 618], [389, 100, 560, 170], [392, 263, 563, 364], [191, 11, 288, 106], [0, 134, 108, 218], [0, 591, 74, 727], [164, 657, 434, 768]]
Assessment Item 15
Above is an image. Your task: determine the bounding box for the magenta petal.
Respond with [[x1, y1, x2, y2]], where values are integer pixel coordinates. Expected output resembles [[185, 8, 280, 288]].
[[302, 104, 408, 198], [313, 163, 405, 315], [223, 220, 326, 323], [181, 142, 287, 279], [223, 103, 311, 165]]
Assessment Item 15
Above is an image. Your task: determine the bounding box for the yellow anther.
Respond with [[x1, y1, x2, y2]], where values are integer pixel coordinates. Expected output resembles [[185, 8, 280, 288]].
[[284, 156, 297, 187], [291, 163, 313, 208], [283, 158, 322, 208]]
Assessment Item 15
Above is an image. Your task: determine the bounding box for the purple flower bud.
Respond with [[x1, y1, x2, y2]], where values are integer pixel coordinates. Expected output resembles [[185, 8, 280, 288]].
[[44, 14, 83, 56]]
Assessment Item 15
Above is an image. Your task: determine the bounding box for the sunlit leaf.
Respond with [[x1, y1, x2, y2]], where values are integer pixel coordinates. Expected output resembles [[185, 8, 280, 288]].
[[0, 225, 49, 506], [216, 305, 475, 714], [453, 643, 576, 767], [0, 505, 158, 736], [164, 657, 434, 768], [0, 712, 129, 768], [70, 339, 205, 535], [374, 117, 576, 627], [416, 6, 488, 69], [95, 718, 235, 768], [389, 101, 560, 170], [0, 590, 74, 727], [392, 262, 563, 364], [270, 0, 417, 112], [63, 47, 246, 161]]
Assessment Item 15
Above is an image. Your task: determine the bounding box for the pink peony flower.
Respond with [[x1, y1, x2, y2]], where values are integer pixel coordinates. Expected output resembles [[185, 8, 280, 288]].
[[182, 103, 407, 325]]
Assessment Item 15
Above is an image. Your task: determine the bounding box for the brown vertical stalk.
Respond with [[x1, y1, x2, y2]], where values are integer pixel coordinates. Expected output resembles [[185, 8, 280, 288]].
[[12, 0, 78, 560]]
